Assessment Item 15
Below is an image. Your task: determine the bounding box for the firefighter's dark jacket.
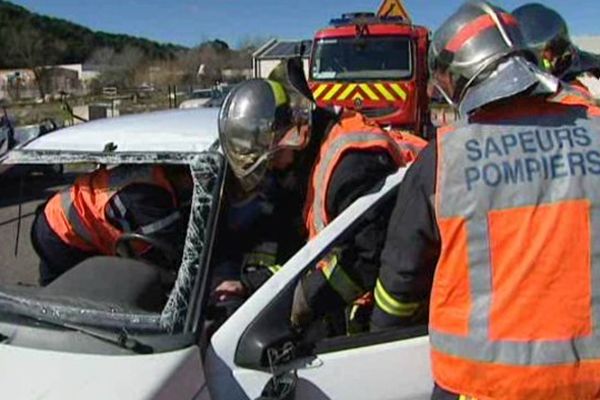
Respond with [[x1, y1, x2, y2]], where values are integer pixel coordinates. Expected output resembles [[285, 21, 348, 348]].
[[302, 149, 399, 316], [370, 142, 440, 328]]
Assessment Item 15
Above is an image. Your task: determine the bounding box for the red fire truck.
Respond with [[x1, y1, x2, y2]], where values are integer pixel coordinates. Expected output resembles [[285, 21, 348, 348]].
[[308, 10, 430, 135]]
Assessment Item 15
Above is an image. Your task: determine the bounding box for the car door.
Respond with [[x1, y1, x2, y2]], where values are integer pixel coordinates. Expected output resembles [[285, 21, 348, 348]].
[[205, 167, 432, 400]]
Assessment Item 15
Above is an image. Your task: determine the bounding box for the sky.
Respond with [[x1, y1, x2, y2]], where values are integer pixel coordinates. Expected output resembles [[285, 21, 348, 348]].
[[10, 0, 600, 48]]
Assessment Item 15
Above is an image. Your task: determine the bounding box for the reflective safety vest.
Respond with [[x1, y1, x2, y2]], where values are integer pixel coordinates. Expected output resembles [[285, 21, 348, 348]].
[[304, 111, 425, 239], [45, 165, 177, 255], [431, 95, 600, 399], [304, 111, 425, 305]]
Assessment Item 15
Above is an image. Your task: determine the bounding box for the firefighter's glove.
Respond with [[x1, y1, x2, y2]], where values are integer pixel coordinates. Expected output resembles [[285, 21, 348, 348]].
[[242, 264, 280, 293], [290, 281, 313, 330]]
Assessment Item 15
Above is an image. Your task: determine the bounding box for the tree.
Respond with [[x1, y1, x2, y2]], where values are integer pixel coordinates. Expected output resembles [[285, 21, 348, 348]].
[[3, 24, 65, 99], [87, 45, 147, 89]]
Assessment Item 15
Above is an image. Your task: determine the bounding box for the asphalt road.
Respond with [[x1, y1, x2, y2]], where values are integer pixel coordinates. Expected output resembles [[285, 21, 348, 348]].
[[0, 170, 75, 286]]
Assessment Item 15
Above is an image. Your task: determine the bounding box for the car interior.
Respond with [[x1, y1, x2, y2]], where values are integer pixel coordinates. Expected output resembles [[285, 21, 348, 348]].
[[0, 155, 225, 346]]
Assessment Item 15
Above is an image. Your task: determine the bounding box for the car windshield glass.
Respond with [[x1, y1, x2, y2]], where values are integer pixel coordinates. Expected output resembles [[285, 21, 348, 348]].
[[311, 36, 412, 81], [0, 154, 223, 345]]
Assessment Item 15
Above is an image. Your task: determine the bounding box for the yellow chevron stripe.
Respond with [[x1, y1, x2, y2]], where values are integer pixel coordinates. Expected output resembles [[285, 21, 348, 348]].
[[374, 83, 395, 101], [312, 84, 329, 100], [338, 83, 358, 100], [323, 84, 343, 101], [352, 92, 364, 100], [359, 84, 380, 101], [389, 83, 407, 101]]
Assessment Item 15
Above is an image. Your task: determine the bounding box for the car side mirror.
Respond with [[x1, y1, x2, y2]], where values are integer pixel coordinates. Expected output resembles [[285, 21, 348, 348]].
[[235, 281, 300, 369]]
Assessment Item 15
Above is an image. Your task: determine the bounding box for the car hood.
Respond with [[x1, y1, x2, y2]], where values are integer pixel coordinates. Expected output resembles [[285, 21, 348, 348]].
[[20, 108, 219, 154], [0, 344, 206, 399]]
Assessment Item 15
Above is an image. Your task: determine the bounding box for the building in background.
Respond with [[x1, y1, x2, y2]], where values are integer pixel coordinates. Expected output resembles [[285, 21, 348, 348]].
[[252, 39, 312, 79]]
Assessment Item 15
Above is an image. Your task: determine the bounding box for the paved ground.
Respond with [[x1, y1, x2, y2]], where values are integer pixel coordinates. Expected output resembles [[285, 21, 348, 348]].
[[0, 169, 75, 286]]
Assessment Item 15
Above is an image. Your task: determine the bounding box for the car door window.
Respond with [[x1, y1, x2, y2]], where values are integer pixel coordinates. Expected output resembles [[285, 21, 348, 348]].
[[233, 168, 427, 371]]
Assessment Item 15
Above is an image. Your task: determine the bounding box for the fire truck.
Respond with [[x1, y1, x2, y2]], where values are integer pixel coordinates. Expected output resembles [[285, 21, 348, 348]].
[[308, 8, 430, 135]]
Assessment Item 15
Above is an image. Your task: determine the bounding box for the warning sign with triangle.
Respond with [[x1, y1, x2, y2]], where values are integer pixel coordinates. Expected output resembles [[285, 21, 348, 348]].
[[377, 0, 411, 22]]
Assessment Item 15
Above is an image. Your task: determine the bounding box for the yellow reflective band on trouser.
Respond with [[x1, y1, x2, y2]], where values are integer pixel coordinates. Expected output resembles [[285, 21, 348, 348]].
[[374, 279, 420, 318], [459, 395, 477, 400], [321, 254, 365, 304], [267, 80, 289, 106]]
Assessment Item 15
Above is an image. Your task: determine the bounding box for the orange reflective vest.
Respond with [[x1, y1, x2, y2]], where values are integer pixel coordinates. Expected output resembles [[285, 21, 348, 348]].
[[45, 165, 177, 255], [431, 94, 600, 399], [304, 111, 426, 239]]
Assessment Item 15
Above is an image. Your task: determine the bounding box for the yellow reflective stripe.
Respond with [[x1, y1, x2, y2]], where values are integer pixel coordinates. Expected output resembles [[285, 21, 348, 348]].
[[321, 255, 364, 304], [459, 396, 477, 400], [374, 83, 395, 101], [352, 92, 364, 101], [542, 58, 552, 71], [374, 279, 420, 317], [389, 83, 407, 101], [359, 83, 379, 101], [266, 80, 288, 106], [338, 83, 357, 100], [312, 84, 329, 99], [268, 264, 282, 274], [246, 252, 277, 266], [323, 84, 343, 101]]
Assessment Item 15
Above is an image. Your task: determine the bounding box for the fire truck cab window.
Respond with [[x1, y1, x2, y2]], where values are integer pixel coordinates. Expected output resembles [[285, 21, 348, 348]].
[[311, 37, 412, 81]]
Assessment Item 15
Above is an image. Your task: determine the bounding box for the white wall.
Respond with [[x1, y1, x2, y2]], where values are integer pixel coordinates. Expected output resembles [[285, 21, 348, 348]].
[[574, 36, 600, 54], [573, 36, 600, 99], [255, 59, 310, 80]]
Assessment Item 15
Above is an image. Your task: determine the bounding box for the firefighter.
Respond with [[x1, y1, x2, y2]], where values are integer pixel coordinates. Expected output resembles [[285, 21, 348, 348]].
[[32, 164, 192, 286], [371, 1, 600, 399], [513, 3, 600, 91], [213, 78, 312, 301], [290, 100, 426, 331], [216, 77, 426, 322]]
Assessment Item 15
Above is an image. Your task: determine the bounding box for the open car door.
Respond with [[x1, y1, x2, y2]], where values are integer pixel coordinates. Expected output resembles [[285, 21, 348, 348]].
[[205, 167, 432, 400]]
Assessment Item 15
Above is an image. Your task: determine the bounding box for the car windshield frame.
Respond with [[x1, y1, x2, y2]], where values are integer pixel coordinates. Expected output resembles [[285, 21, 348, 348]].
[[310, 35, 414, 81], [0, 150, 225, 342]]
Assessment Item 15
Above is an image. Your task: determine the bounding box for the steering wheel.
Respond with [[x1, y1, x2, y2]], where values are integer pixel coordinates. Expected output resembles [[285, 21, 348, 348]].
[[115, 233, 180, 270]]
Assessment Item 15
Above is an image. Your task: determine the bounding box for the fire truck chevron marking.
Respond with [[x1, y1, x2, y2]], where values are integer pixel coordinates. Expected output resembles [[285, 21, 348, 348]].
[[338, 84, 358, 100], [323, 84, 343, 101], [359, 84, 380, 101], [312, 84, 329, 99], [311, 83, 408, 102], [374, 83, 396, 101], [389, 83, 407, 101]]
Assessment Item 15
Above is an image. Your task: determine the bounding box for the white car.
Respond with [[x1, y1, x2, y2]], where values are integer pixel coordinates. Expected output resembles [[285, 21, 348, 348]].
[[0, 108, 432, 400], [179, 89, 216, 109]]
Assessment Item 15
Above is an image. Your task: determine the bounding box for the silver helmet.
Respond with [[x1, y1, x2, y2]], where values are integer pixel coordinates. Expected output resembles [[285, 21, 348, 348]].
[[218, 79, 309, 191], [512, 3, 572, 76], [429, 0, 532, 106]]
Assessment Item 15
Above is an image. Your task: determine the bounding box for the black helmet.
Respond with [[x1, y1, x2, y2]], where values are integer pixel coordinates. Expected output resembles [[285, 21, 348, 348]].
[[218, 79, 309, 191], [429, 0, 532, 105], [513, 3, 573, 76]]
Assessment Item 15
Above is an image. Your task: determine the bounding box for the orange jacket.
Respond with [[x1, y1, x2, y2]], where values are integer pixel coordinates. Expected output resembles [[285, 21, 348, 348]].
[[431, 92, 600, 399], [304, 111, 426, 238], [44, 165, 176, 255]]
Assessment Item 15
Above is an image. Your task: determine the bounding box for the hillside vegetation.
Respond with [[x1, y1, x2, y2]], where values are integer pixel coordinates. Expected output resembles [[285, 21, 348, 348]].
[[0, 0, 184, 68]]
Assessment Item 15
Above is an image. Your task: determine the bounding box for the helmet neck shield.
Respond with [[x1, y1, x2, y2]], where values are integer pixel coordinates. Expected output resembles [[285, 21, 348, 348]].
[[460, 56, 559, 117]]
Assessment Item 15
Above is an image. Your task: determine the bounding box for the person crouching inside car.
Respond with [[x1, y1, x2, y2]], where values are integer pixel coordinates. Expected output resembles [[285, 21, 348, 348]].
[[31, 164, 192, 286]]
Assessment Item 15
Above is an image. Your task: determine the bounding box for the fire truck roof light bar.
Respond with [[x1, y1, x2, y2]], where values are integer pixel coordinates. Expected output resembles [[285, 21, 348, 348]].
[[329, 12, 406, 27]]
